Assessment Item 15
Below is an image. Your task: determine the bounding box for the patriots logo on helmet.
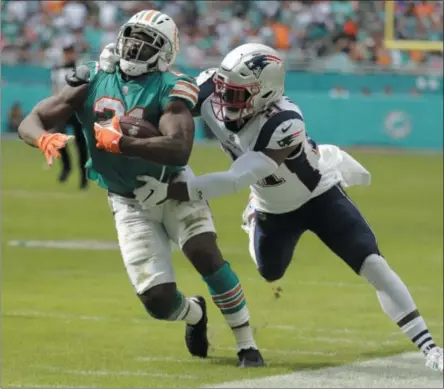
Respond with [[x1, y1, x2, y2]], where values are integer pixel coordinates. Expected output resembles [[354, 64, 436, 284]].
[[245, 54, 282, 79]]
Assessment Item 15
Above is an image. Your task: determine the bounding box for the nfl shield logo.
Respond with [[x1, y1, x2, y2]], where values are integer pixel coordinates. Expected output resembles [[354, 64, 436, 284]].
[[122, 86, 129, 95]]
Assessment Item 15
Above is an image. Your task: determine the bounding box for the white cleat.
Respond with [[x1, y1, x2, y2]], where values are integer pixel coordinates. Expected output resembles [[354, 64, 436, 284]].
[[425, 347, 443, 373]]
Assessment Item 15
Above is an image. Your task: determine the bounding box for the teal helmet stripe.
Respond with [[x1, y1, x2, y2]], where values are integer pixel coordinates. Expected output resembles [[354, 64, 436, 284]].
[[150, 11, 162, 24]]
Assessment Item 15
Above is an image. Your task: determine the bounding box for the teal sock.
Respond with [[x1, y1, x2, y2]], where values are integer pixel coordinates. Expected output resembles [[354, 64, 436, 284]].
[[203, 261, 250, 327], [168, 290, 188, 320]]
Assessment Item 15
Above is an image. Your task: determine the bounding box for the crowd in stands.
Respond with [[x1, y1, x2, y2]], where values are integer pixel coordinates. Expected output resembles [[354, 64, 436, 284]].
[[1, 0, 443, 71]]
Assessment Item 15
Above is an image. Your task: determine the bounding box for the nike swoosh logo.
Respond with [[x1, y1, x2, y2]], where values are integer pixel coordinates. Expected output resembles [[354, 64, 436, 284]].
[[142, 189, 154, 202], [281, 123, 292, 133]]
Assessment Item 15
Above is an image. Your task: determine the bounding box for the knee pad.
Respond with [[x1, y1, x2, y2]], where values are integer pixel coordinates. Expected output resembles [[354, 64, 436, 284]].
[[139, 283, 177, 320]]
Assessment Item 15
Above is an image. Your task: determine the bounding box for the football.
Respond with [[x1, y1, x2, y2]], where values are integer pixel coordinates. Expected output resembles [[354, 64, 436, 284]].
[[118, 116, 161, 139]]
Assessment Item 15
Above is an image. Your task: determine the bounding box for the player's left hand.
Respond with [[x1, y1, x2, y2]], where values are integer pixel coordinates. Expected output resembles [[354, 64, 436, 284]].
[[94, 116, 122, 154], [134, 175, 168, 209]]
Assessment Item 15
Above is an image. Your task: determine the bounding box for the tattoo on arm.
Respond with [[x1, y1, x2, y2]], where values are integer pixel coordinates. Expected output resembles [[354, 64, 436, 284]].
[[119, 99, 195, 166]]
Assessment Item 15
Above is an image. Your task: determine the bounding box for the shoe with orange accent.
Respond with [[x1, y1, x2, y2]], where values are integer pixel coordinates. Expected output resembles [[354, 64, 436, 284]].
[[94, 116, 122, 154], [36, 132, 73, 166]]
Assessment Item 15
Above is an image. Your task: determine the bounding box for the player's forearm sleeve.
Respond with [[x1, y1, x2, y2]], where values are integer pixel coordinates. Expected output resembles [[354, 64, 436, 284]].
[[187, 151, 278, 200]]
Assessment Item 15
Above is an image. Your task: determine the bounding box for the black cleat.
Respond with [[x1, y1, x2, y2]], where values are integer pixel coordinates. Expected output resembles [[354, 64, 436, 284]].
[[80, 176, 89, 190], [185, 296, 209, 358], [58, 169, 71, 183], [237, 348, 265, 368]]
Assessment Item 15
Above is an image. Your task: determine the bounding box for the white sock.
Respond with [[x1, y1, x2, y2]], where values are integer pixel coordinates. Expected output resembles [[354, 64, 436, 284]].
[[232, 325, 257, 352], [360, 254, 436, 354], [399, 316, 437, 355], [177, 297, 203, 325]]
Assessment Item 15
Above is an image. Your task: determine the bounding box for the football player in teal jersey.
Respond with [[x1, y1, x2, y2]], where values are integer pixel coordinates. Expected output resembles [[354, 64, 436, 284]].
[[18, 10, 264, 367]]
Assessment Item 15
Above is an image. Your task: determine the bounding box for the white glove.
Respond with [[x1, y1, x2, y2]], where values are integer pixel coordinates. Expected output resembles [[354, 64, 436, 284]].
[[99, 43, 119, 73], [133, 175, 168, 209]]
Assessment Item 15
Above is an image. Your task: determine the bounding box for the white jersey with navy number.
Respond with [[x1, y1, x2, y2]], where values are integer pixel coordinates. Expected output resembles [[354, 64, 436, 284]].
[[195, 68, 341, 214]]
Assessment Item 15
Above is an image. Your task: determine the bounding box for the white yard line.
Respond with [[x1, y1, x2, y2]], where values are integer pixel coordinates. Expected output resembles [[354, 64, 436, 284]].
[[204, 352, 444, 388], [8, 240, 120, 251], [4, 310, 107, 322], [7, 384, 97, 389], [265, 324, 405, 336], [135, 356, 236, 364], [136, 356, 204, 364], [4, 309, 442, 334], [0, 310, 376, 337], [268, 335, 402, 347], [36, 365, 197, 379], [7, 240, 438, 294], [6, 239, 439, 296], [3, 189, 89, 200]]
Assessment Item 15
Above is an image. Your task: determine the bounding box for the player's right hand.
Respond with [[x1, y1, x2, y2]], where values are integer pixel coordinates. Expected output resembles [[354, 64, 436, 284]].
[[94, 116, 122, 154], [36, 132, 73, 166], [99, 43, 118, 73]]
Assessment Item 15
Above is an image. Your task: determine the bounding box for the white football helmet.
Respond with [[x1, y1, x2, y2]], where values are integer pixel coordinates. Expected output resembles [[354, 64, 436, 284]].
[[211, 43, 285, 124], [115, 10, 179, 77]]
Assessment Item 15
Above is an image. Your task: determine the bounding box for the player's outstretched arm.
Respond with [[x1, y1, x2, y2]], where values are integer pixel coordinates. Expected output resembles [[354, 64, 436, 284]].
[[166, 115, 307, 201], [119, 99, 194, 166], [18, 84, 88, 165], [18, 85, 85, 145], [167, 146, 298, 201], [18, 66, 89, 165]]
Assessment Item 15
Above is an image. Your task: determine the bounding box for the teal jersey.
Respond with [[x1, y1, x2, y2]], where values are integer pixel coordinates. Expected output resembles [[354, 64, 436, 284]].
[[76, 62, 199, 195]]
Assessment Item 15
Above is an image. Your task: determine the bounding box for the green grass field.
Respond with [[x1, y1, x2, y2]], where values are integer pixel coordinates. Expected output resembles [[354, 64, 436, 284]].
[[1, 139, 443, 388]]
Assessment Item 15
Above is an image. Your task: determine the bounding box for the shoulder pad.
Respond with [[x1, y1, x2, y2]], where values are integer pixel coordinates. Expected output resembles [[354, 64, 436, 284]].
[[254, 110, 305, 151], [193, 68, 217, 116], [196, 68, 217, 87], [65, 65, 91, 87], [165, 70, 193, 82]]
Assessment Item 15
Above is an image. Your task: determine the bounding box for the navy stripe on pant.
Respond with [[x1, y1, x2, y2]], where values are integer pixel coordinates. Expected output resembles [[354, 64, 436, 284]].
[[253, 185, 380, 281]]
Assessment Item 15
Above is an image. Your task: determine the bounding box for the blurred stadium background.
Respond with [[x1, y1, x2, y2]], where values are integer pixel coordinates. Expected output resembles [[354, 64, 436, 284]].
[[2, 0, 443, 146], [1, 1, 443, 388]]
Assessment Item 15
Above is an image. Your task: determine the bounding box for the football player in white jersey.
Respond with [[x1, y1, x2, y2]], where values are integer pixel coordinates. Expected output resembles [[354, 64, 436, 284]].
[[99, 43, 443, 373]]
